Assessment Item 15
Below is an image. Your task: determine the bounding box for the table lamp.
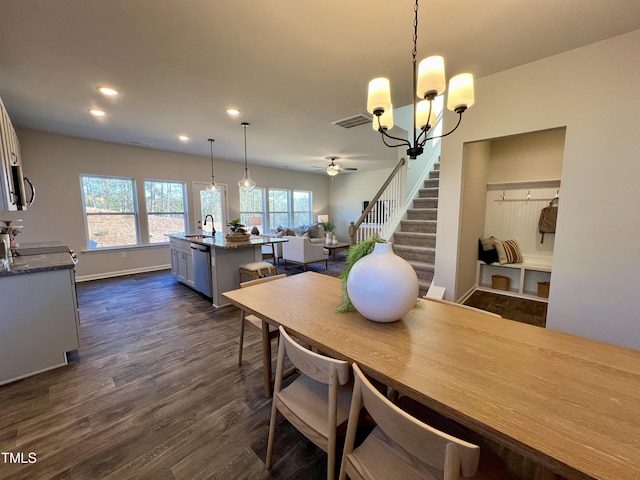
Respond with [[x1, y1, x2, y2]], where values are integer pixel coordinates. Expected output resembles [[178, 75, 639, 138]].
[[247, 216, 262, 235]]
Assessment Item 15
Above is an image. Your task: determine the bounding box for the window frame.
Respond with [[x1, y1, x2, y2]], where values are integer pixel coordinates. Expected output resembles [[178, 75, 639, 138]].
[[80, 174, 140, 250], [239, 186, 266, 233], [267, 188, 291, 231], [292, 190, 313, 226], [144, 179, 188, 245]]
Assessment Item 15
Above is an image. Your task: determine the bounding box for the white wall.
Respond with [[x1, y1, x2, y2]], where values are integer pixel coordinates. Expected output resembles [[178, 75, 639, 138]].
[[329, 167, 394, 242], [435, 29, 640, 349], [6, 129, 331, 279]]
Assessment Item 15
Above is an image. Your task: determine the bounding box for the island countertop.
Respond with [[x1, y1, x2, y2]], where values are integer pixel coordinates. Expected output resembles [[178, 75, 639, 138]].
[[0, 252, 75, 276], [166, 232, 287, 249]]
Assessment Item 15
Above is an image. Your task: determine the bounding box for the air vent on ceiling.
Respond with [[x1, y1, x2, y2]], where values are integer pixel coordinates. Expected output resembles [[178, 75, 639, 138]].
[[332, 113, 372, 129]]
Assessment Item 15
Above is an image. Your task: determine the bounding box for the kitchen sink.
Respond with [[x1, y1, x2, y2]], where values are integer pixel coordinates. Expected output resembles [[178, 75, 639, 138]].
[[184, 234, 214, 240]]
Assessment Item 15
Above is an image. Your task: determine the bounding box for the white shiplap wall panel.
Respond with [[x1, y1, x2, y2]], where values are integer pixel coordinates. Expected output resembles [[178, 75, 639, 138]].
[[484, 187, 557, 258]]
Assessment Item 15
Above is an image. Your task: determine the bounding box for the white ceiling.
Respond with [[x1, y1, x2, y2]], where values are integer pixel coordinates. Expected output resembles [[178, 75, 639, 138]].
[[1, 0, 639, 174]]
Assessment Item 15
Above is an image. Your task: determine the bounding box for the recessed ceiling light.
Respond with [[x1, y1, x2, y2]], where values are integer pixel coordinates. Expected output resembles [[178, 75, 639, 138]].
[[89, 108, 106, 117], [178, 135, 190, 142], [98, 86, 119, 97], [226, 108, 241, 116]]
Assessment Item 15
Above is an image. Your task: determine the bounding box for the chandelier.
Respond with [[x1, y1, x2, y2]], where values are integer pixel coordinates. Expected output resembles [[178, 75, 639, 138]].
[[207, 138, 218, 191], [367, 0, 475, 159], [238, 122, 256, 193]]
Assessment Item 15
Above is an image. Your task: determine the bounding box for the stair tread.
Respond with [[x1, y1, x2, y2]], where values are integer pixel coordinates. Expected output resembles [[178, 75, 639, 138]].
[[407, 260, 435, 271], [393, 244, 435, 252]]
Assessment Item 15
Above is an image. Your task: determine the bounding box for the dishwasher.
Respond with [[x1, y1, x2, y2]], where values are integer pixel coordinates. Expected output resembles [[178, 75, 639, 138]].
[[190, 243, 212, 297]]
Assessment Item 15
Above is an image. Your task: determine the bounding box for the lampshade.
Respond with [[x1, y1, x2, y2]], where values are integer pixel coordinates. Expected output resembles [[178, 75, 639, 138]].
[[447, 73, 475, 112], [367, 77, 391, 115], [416, 100, 437, 129], [318, 215, 329, 224], [417, 55, 446, 99], [247, 216, 261, 235]]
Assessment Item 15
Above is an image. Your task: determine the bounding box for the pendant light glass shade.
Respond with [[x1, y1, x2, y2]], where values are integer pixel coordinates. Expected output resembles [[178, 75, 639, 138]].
[[238, 122, 256, 193], [207, 138, 218, 191]]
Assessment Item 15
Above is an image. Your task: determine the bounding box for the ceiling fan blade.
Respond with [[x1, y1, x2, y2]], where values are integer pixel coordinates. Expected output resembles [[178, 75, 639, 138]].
[[343, 167, 358, 171]]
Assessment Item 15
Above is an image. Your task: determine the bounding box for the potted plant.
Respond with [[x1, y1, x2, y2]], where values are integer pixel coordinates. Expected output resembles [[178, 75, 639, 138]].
[[226, 219, 250, 242], [319, 220, 336, 244]]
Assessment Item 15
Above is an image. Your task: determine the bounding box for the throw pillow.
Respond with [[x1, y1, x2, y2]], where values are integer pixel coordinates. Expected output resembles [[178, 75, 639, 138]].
[[298, 225, 310, 235], [478, 239, 499, 264], [297, 232, 309, 238], [491, 236, 508, 264], [275, 231, 285, 238], [502, 238, 523, 264], [491, 237, 523, 264], [307, 224, 319, 238], [284, 228, 296, 236]]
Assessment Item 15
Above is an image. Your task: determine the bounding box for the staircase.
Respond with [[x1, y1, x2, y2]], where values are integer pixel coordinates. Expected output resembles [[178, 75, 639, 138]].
[[392, 163, 440, 296]]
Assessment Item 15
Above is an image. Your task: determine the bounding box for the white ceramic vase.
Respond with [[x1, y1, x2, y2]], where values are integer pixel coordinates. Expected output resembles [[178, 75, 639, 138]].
[[346, 242, 419, 323]]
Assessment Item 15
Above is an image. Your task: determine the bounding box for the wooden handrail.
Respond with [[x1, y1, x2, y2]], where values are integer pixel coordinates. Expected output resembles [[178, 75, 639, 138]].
[[349, 157, 406, 245]]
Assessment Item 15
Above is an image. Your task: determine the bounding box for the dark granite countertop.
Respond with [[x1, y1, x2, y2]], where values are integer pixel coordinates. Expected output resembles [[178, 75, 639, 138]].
[[166, 232, 287, 249], [0, 252, 75, 276]]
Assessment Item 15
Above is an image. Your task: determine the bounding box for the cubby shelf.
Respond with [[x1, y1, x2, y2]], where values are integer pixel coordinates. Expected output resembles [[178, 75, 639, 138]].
[[476, 260, 552, 302]]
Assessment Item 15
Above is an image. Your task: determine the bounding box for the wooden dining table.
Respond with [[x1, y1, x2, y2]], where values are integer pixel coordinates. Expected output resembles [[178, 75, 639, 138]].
[[222, 271, 640, 480]]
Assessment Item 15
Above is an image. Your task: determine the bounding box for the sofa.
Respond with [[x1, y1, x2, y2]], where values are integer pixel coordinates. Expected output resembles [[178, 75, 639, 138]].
[[261, 223, 326, 262]]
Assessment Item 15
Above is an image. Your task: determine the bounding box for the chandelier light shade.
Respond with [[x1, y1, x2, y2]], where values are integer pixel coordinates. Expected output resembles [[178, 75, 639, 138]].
[[367, 0, 475, 159], [238, 122, 256, 193], [207, 138, 218, 191]]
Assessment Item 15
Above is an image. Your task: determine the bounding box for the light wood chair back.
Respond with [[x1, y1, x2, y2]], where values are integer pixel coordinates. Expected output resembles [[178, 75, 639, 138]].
[[238, 273, 286, 396], [340, 363, 483, 480], [267, 326, 352, 480], [421, 296, 501, 318]]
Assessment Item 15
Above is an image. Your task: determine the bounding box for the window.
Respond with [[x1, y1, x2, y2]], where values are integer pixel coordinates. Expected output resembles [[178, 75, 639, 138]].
[[268, 188, 290, 230], [80, 175, 139, 249], [293, 190, 312, 226], [239, 187, 265, 232], [145, 180, 187, 244]]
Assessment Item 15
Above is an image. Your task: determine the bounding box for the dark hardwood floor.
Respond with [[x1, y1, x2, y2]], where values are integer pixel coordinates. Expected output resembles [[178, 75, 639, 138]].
[[0, 271, 329, 480]]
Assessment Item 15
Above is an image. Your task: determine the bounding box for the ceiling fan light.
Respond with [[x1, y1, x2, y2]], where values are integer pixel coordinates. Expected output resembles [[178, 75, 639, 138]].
[[367, 78, 391, 115], [447, 73, 475, 112], [326, 166, 339, 176], [417, 55, 446, 99]]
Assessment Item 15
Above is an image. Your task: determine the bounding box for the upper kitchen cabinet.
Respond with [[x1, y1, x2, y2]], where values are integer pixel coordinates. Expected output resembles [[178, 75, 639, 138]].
[[0, 97, 35, 211]]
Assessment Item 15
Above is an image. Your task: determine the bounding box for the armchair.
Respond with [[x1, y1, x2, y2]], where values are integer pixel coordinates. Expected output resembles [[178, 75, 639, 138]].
[[282, 235, 328, 271]]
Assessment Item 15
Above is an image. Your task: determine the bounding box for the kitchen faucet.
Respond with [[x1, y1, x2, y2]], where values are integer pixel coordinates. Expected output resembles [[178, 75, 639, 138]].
[[203, 214, 216, 234]]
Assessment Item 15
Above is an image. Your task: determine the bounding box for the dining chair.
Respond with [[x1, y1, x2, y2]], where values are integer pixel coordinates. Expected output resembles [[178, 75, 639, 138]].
[[422, 296, 502, 318], [266, 326, 353, 480], [238, 273, 287, 396], [339, 363, 507, 480]]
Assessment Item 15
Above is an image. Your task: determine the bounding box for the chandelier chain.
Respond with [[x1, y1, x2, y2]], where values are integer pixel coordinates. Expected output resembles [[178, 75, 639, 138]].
[[412, 0, 419, 65]]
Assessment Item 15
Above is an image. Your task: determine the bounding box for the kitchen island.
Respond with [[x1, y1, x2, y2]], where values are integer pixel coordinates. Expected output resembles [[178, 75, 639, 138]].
[[0, 248, 79, 385], [166, 233, 287, 308]]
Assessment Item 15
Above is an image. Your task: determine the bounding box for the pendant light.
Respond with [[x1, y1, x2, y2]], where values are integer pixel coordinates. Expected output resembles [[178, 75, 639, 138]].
[[207, 138, 218, 191], [238, 122, 256, 193]]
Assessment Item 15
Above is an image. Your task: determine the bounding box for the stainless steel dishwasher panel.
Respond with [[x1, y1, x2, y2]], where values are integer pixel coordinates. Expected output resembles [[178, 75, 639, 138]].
[[190, 243, 212, 297]]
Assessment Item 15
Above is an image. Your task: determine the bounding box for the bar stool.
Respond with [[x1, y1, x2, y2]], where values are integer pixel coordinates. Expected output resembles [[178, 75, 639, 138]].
[[238, 261, 276, 287]]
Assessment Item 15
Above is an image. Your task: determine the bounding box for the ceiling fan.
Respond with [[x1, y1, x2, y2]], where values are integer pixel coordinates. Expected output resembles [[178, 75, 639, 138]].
[[312, 157, 358, 176]]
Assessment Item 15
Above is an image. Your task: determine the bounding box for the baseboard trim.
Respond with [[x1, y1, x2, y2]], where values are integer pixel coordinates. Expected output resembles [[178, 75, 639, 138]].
[[457, 285, 477, 304], [76, 264, 171, 283]]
